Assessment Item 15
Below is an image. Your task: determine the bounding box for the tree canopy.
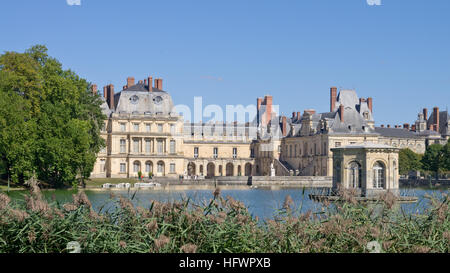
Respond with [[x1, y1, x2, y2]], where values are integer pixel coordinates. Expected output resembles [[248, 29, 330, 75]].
[[0, 45, 105, 187], [398, 148, 422, 175], [421, 143, 450, 179]]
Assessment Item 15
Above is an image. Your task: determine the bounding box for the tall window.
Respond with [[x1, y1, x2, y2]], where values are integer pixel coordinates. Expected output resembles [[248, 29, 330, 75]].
[[157, 140, 163, 155], [145, 139, 151, 154], [157, 161, 164, 174], [373, 162, 385, 189], [133, 161, 140, 173], [100, 159, 106, 173], [133, 123, 139, 132], [145, 162, 152, 173], [120, 123, 126, 132], [133, 139, 140, 153], [194, 147, 199, 158], [233, 148, 237, 159], [213, 148, 218, 159], [348, 162, 362, 188], [120, 139, 126, 153], [146, 124, 151, 132], [120, 163, 126, 173], [170, 140, 176, 154], [158, 124, 163, 133], [170, 124, 175, 135], [170, 163, 176, 173]]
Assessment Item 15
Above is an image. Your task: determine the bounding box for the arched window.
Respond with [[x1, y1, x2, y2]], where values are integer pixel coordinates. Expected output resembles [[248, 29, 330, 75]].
[[133, 161, 141, 173], [348, 161, 362, 188], [157, 161, 165, 176], [145, 161, 153, 173], [373, 161, 385, 189]]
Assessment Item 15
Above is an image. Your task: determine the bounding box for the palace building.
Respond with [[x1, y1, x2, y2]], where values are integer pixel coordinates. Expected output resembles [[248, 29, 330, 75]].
[[90, 76, 439, 179]]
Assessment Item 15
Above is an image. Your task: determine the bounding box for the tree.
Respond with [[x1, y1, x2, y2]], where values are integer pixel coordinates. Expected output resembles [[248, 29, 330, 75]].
[[0, 45, 105, 187], [399, 148, 422, 175], [421, 144, 444, 179], [442, 142, 450, 172]]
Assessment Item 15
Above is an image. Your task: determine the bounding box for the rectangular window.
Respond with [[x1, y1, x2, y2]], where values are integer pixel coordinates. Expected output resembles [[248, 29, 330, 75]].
[[146, 124, 151, 132], [250, 148, 255, 158], [100, 159, 106, 173], [194, 147, 199, 158], [213, 148, 218, 159], [170, 124, 175, 135], [120, 139, 126, 153], [233, 148, 237, 159], [133, 123, 139, 132], [120, 163, 126, 173], [145, 139, 151, 154], [170, 140, 176, 154], [158, 124, 163, 133], [120, 123, 126, 132], [157, 140, 163, 155], [170, 163, 176, 173], [133, 139, 140, 153]]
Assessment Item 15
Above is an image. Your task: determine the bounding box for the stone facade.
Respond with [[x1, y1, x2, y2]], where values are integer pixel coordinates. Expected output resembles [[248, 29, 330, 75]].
[[332, 144, 400, 197]]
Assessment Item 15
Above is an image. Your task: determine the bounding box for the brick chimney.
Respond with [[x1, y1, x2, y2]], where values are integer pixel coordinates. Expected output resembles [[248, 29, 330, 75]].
[[127, 77, 135, 88], [297, 112, 301, 121], [138, 80, 143, 84], [292, 112, 296, 120], [103, 86, 107, 98], [106, 84, 115, 110], [381, 124, 384, 128], [282, 116, 287, 137], [387, 124, 391, 128], [411, 124, 416, 131], [304, 109, 316, 116], [264, 95, 273, 126], [403, 123, 410, 130], [148, 76, 153, 92], [155, 78, 163, 90], [433, 107, 439, 132], [423, 108, 428, 121], [367, 97, 373, 113], [394, 125, 398, 129], [330, 86, 337, 112], [339, 105, 344, 123], [91, 84, 98, 95]]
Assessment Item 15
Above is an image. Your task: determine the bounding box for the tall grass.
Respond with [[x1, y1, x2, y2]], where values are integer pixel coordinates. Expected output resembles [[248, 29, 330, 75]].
[[0, 183, 448, 253]]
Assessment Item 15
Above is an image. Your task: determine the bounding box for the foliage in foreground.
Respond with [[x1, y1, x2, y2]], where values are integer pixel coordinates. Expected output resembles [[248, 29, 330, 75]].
[[0, 185, 449, 253]]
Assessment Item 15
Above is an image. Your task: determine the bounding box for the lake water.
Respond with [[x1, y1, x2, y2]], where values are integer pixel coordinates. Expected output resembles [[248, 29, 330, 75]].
[[4, 186, 448, 220]]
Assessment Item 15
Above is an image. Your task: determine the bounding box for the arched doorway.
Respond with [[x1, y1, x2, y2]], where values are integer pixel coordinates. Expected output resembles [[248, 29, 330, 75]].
[[226, 163, 234, 176], [187, 162, 196, 176], [207, 163, 215, 178], [348, 161, 361, 188], [373, 161, 385, 189], [133, 161, 141, 174], [157, 161, 165, 177], [245, 163, 252, 176], [145, 161, 153, 176]]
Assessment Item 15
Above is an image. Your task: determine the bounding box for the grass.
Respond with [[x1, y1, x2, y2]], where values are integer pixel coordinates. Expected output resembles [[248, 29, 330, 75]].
[[0, 182, 448, 253]]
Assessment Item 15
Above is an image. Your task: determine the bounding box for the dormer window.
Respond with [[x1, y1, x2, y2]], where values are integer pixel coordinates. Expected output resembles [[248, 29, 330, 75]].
[[363, 112, 369, 120]]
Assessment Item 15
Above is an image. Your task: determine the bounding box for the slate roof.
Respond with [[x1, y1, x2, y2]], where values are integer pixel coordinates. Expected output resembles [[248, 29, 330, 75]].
[[375, 127, 422, 139]]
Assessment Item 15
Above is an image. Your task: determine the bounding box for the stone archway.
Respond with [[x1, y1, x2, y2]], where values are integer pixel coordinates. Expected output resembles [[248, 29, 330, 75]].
[[187, 162, 196, 176], [157, 161, 165, 177], [207, 163, 215, 178], [245, 163, 252, 176], [226, 163, 234, 176]]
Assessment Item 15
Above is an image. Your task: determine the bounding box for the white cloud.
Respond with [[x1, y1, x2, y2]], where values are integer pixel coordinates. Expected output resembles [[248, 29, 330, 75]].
[[67, 0, 81, 6], [366, 0, 381, 5]]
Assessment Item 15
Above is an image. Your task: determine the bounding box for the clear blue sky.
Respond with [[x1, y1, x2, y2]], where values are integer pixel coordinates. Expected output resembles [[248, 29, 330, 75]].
[[0, 0, 449, 125]]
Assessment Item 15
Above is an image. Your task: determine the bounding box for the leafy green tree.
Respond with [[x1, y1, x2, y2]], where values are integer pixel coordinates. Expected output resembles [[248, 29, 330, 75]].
[[421, 144, 444, 179], [0, 45, 105, 187], [442, 142, 450, 172], [399, 148, 422, 175]]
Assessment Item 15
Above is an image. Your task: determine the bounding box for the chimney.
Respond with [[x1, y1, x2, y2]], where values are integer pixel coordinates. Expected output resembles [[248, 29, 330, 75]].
[[148, 77, 153, 92], [423, 108, 428, 121], [297, 112, 301, 121], [106, 84, 115, 110], [394, 125, 398, 129], [91, 84, 98, 95], [292, 112, 296, 120], [367, 97, 373, 113], [387, 124, 391, 128], [144, 79, 147, 85], [282, 116, 287, 137], [123, 85, 127, 90], [330, 86, 337, 112], [381, 124, 384, 128], [103, 86, 107, 98], [155, 78, 163, 90], [411, 124, 416, 132], [403, 123, 410, 130], [433, 107, 439, 132], [339, 105, 344, 123], [264, 95, 273, 126], [127, 77, 135, 88], [138, 80, 143, 84]]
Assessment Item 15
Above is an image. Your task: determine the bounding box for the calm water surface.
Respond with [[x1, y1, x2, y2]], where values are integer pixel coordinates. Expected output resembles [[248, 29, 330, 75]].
[[4, 187, 448, 220]]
